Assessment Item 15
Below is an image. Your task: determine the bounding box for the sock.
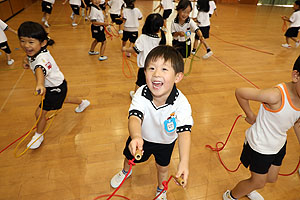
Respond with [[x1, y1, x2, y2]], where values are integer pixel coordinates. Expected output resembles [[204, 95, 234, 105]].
[[122, 169, 128, 175], [230, 191, 237, 200], [206, 48, 211, 53], [35, 132, 42, 137], [192, 48, 196, 52], [157, 186, 163, 192]]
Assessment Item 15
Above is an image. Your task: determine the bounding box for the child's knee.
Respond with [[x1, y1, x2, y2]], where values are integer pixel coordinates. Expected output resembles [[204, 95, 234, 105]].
[[249, 177, 266, 189], [156, 163, 169, 173]]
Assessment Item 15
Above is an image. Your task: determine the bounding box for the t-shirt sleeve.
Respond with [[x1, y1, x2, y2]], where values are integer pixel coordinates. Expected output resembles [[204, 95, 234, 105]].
[[290, 12, 296, 23], [138, 9, 143, 19], [0, 20, 8, 31], [128, 87, 146, 120], [176, 97, 193, 133], [190, 19, 199, 33], [33, 58, 52, 76], [133, 36, 144, 54], [89, 8, 96, 21]]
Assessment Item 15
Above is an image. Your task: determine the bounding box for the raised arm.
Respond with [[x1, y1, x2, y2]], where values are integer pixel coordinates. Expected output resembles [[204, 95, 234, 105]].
[[128, 115, 143, 156]]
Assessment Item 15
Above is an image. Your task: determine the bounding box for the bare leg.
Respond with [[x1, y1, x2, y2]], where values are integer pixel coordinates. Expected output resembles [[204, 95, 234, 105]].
[[65, 96, 82, 105], [266, 164, 280, 183], [193, 39, 199, 50], [6, 53, 11, 62], [286, 37, 290, 44], [45, 13, 50, 22], [122, 40, 127, 48], [156, 163, 169, 189], [291, 37, 299, 43], [35, 107, 48, 134], [90, 39, 98, 51], [100, 40, 107, 56], [123, 158, 131, 172], [73, 15, 77, 24]]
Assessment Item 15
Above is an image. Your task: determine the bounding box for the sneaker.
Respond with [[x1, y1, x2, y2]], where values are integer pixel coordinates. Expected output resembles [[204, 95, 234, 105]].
[[129, 91, 135, 98], [72, 23, 78, 27], [126, 52, 131, 57], [223, 190, 236, 200], [296, 41, 300, 48], [88, 51, 99, 55], [110, 169, 132, 188], [99, 56, 108, 61], [191, 48, 196, 55], [7, 59, 14, 66], [75, 100, 90, 113], [282, 43, 291, 48], [155, 188, 167, 200], [44, 21, 50, 28], [85, 16, 89, 21], [27, 133, 44, 149], [42, 17, 45, 22], [246, 190, 264, 200], [202, 51, 213, 59], [118, 30, 123, 34]]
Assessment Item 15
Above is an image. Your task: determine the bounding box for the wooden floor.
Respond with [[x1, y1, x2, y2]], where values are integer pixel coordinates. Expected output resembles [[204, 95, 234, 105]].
[[0, 1, 299, 200]]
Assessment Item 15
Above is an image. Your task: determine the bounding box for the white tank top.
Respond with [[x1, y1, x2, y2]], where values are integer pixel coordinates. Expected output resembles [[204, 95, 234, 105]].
[[246, 83, 300, 154]]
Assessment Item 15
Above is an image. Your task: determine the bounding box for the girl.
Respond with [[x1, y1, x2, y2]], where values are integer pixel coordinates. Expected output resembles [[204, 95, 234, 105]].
[[62, 0, 82, 27], [89, 0, 109, 61], [121, 13, 166, 98], [0, 19, 17, 66], [41, 0, 55, 27], [108, 0, 125, 34], [281, 0, 300, 48], [171, 0, 204, 58], [192, 0, 213, 59], [18, 21, 90, 149], [121, 0, 143, 57]]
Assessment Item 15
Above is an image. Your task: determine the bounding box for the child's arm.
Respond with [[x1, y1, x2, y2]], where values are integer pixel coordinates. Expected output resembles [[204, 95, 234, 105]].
[[7, 26, 17, 35], [176, 131, 191, 188], [235, 87, 281, 124], [281, 16, 291, 23], [128, 115, 143, 156], [293, 119, 300, 144], [172, 32, 185, 37], [34, 68, 46, 95], [62, 0, 68, 5], [195, 29, 204, 41], [23, 56, 30, 69], [91, 21, 109, 26]]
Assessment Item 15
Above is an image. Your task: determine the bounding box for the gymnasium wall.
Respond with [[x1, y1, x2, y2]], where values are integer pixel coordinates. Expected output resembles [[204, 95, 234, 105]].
[[0, 0, 38, 21]]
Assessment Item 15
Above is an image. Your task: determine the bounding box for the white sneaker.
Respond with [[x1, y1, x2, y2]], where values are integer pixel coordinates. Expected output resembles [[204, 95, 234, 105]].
[[42, 17, 45, 22], [282, 43, 291, 48], [296, 41, 300, 48], [110, 169, 132, 188], [203, 51, 213, 59], [223, 190, 236, 200], [246, 190, 264, 200], [129, 91, 135, 99], [88, 51, 99, 55], [118, 30, 123, 34], [7, 59, 14, 66], [191, 49, 196, 55], [99, 56, 108, 61], [75, 100, 90, 113], [72, 23, 78, 27], [44, 21, 50, 28], [85, 16, 89, 21], [27, 133, 44, 149], [155, 190, 167, 200]]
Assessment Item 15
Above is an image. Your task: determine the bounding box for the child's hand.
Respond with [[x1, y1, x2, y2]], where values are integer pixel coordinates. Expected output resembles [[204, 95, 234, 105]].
[[35, 85, 46, 96], [129, 137, 143, 157], [281, 16, 288, 20], [176, 161, 189, 188], [245, 113, 256, 125], [23, 57, 30, 69], [179, 32, 185, 37]]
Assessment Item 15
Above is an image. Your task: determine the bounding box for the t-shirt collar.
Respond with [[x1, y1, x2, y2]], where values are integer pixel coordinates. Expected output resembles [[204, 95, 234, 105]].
[[29, 48, 47, 62], [174, 15, 190, 24], [142, 84, 179, 105]]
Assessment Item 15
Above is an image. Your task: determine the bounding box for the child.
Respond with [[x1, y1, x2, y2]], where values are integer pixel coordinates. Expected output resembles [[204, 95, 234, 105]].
[[191, 0, 213, 59], [62, 0, 82, 27], [88, 0, 109, 61], [0, 19, 17, 66], [110, 45, 193, 200], [208, 0, 217, 18], [171, 0, 205, 58], [18, 21, 90, 149], [122, 13, 166, 98], [161, 0, 174, 31], [281, 0, 300, 48], [41, 0, 55, 27], [121, 0, 142, 57], [223, 56, 300, 200], [108, 0, 125, 34]]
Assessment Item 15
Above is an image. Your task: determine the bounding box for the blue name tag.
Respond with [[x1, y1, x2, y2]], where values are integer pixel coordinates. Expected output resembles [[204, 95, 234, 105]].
[[164, 118, 176, 133]]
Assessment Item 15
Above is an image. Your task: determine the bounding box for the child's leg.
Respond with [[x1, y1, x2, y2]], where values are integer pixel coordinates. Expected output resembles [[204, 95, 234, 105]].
[[64, 96, 82, 105], [286, 36, 290, 44], [193, 39, 199, 51], [123, 158, 131, 172], [231, 171, 267, 199], [65, 97, 90, 113], [5, 53, 11, 62], [45, 13, 50, 22], [35, 107, 48, 134], [266, 164, 280, 183], [291, 37, 299, 43], [73, 15, 77, 24], [100, 40, 107, 56], [90, 39, 98, 52], [156, 163, 169, 190], [122, 40, 127, 48]]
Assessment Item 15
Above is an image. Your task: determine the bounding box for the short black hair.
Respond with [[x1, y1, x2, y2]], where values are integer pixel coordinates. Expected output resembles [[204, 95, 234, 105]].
[[295, 0, 300, 6], [144, 45, 184, 74], [197, 0, 210, 12], [176, 0, 192, 11], [125, 0, 135, 9], [142, 13, 164, 35], [293, 56, 300, 72]]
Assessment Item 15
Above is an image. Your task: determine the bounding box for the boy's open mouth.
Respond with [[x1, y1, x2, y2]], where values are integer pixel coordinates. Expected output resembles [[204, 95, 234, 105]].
[[152, 81, 163, 89]]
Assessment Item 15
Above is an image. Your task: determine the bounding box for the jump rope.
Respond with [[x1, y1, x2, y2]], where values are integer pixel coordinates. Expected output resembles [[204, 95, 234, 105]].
[[93, 150, 185, 200]]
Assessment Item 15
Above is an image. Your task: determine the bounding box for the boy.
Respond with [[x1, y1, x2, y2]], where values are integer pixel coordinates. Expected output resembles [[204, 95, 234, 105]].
[[108, 0, 124, 34], [41, 0, 55, 27], [223, 56, 300, 200], [63, 0, 82, 27], [281, 0, 300, 48], [0, 19, 17, 66], [111, 45, 193, 200]]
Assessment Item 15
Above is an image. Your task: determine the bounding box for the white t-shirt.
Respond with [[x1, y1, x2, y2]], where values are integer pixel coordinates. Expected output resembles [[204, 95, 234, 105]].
[[43, 0, 55, 4], [69, 0, 81, 6], [0, 20, 8, 43], [129, 85, 193, 144], [246, 83, 300, 154], [289, 10, 300, 27], [190, 1, 198, 18], [208, 1, 216, 15], [29, 49, 65, 87], [161, 0, 174, 10], [197, 11, 210, 27], [90, 5, 105, 24], [133, 34, 161, 68], [123, 7, 142, 32], [108, 0, 124, 15], [171, 16, 199, 42]]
